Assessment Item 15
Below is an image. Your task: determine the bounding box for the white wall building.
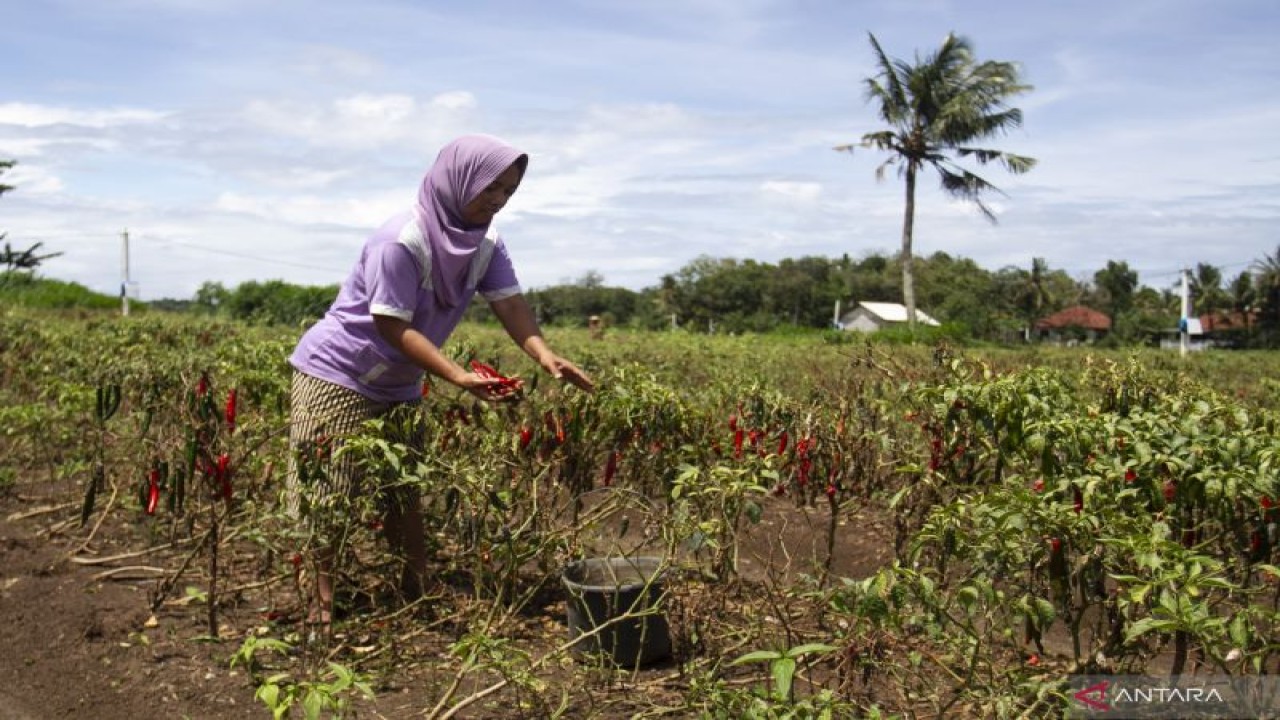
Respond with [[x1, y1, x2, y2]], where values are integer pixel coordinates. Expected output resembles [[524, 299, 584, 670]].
[[838, 301, 941, 332]]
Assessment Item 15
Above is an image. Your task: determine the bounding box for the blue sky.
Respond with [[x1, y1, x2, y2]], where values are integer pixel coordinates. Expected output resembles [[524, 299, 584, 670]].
[[2, 0, 1278, 301]]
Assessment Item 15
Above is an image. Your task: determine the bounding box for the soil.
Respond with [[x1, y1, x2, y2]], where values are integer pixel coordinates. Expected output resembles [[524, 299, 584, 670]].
[[0, 479, 896, 720]]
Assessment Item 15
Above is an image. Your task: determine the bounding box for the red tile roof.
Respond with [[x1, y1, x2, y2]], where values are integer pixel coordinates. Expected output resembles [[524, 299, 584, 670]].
[[1034, 305, 1112, 331], [1199, 310, 1256, 332]]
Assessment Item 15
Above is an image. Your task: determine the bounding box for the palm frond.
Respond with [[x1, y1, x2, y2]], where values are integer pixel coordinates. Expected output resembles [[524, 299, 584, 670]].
[[953, 147, 1037, 174], [936, 165, 1001, 221], [873, 156, 898, 183]]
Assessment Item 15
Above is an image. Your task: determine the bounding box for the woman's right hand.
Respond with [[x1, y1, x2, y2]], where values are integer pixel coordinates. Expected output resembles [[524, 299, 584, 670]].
[[457, 372, 524, 403]]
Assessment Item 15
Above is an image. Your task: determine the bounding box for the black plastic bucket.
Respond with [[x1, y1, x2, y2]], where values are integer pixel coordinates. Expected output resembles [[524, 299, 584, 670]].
[[561, 556, 671, 667]]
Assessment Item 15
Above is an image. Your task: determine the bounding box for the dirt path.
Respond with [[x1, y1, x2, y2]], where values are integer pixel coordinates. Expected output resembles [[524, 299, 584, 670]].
[[0, 498, 259, 720]]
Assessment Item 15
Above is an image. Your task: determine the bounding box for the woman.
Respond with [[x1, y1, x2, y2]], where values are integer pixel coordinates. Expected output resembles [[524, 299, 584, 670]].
[[287, 134, 593, 623]]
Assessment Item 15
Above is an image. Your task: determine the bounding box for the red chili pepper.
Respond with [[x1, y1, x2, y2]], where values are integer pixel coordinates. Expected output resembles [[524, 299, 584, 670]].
[[777, 430, 789, 456], [1124, 468, 1137, 483], [798, 458, 812, 487], [1032, 478, 1045, 493], [1048, 537, 1062, 554], [314, 434, 331, 461], [603, 450, 619, 486], [216, 453, 232, 501], [733, 428, 744, 459], [225, 388, 238, 434], [1162, 480, 1176, 504], [518, 426, 532, 450], [538, 411, 565, 444], [728, 413, 738, 432], [1073, 487, 1083, 514], [470, 360, 522, 391], [824, 483, 837, 499], [145, 468, 160, 515], [196, 371, 209, 398]]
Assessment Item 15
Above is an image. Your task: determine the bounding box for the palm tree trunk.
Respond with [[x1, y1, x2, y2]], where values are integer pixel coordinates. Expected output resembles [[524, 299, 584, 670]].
[[901, 161, 918, 330]]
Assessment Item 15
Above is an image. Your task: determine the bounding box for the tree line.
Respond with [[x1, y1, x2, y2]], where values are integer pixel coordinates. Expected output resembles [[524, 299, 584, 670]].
[[143, 248, 1276, 349]]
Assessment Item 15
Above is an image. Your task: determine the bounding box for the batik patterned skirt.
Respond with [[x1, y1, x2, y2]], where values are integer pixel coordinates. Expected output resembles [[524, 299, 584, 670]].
[[286, 371, 423, 516]]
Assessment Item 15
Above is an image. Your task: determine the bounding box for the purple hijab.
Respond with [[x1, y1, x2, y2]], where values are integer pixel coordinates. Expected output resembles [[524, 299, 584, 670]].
[[416, 134, 527, 307]]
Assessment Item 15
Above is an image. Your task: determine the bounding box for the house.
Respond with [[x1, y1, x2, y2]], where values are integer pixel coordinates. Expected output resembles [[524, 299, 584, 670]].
[[1033, 305, 1111, 344], [838, 301, 940, 332], [1157, 309, 1257, 350]]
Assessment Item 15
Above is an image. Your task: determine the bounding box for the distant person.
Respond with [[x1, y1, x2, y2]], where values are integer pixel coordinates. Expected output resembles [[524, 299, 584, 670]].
[[286, 134, 594, 626], [588, 314, 605, 341]]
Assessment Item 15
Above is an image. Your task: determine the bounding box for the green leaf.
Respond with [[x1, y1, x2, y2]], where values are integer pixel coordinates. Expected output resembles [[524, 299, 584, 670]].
[[303, 689, 323, 720], [732, 649, 782, 665], [1033, 597, 1056, 624], [786, 643, 837, 658], [255, 684, 280, 710], [744, 500, 763, 525], [1125, 617, 1177, 643], [1229, 614, 1249, 648], [771, 656, 796, 701]]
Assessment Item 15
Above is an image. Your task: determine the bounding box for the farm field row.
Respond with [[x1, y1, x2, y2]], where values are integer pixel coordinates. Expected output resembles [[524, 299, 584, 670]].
[[1, 310, 1277, 718]]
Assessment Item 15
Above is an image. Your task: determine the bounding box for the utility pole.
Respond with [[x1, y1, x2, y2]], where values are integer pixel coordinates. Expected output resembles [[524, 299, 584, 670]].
[[1179, 268, 1190, 358], [121, 229, 131, 317]]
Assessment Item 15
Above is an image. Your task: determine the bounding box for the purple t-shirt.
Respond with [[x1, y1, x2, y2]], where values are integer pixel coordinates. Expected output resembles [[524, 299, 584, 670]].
[[290, 210, 522, 403]]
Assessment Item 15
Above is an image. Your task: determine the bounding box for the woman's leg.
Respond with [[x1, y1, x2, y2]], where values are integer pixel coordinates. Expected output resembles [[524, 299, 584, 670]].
[[286, 371, 379, 624], [382, 485, 428, 599], [380, 402, 430, 599]]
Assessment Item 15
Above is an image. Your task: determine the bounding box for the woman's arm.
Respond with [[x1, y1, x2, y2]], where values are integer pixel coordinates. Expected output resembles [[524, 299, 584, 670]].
[[373, 315, 512, 400], [489, 294, 594, 392]]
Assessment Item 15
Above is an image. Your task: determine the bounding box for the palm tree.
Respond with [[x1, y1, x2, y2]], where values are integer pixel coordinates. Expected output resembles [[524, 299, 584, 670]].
[[1253, 245, 1280, 337], [837, 33, 1036, 329], [1016, 257, 1052, 341], [1189, 262, 1226, 315]]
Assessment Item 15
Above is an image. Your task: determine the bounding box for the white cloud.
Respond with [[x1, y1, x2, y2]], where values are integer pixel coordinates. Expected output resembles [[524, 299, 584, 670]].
[[214, 189, 408, 228], [760, 180, 822, 202], [239, 91, 477, 151], [0, 102, 168, 128], [3, 163, 64, 194]]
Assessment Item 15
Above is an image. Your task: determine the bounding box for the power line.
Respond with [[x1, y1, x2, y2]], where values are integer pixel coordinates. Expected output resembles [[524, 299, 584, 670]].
[[17, 233, 345, 271], [1140, 260, 1255, 282], [137, 235, 342, 274]]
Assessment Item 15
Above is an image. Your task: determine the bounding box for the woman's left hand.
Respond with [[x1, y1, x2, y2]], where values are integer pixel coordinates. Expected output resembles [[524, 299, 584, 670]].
[[539, 354, 594, 393]]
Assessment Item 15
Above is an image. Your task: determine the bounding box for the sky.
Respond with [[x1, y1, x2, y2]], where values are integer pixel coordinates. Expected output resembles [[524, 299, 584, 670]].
[[2, 0, 1278, 301]]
